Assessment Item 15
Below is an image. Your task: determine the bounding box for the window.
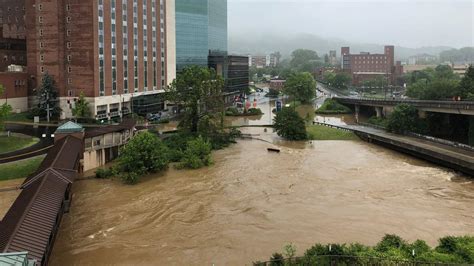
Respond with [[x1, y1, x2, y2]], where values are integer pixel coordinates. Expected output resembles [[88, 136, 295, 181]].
[[67, 55, 72, 62], [67, 42, 71, 49], [68, 78, 72, 84], [66, 4, 71, 11], [68, 66, 72, 73], [40, 55, 44, 62], [38, 4, 42, 11], [40, 66, 45, 73], [38, 16, 43, 23], [66, 16, 71, 23], [39, 29, 43, 36], [67, 30, 71, 36], [39, 42, 44, 48]]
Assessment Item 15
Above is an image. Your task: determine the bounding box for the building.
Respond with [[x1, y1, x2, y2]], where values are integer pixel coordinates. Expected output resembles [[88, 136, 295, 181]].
[[0, 67, 28, 113], [175, 0, 227, 72], [21, 0, 173, 120], [451, 63, 470, 77], [248, 52, 280, 68], [270, 78, 286, 91], [329, 50, 337, 66], [341, 46, 403, 85], [209, 54, 249, 103]]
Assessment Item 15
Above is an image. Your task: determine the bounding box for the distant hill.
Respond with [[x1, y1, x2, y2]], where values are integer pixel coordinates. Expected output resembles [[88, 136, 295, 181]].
[[229, 33, 453, 61]]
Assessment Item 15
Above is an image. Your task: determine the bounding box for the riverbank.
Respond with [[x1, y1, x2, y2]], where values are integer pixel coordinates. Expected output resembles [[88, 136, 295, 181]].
[[0, 134, 39, 154], [0, 155, 44, 181], [307, 125, 359, 141]]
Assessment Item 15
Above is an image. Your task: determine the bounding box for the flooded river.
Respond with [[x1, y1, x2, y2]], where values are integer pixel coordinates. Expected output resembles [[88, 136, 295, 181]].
[[48, 126, 474, 265], [0, 93, 472, 265]]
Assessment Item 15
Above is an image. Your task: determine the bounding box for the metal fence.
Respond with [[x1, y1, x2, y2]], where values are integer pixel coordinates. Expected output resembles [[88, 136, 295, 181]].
[[253, 255, 469, 266]]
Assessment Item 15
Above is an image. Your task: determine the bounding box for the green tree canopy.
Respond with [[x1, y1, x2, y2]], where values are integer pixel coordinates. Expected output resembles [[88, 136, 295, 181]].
[[166, 66, 225, 133], [290, 49, 322, 72], [0, 84, 12, 131], [283, 72, 316, 104], [38, 73, 61, 121], [458, 65, 474, 100], [273, 107, 307, 140], [117, 131, 170, 184], [332, 73, 352, 90], [72, 91, 91, 118], [386, 104, 424, 134], [406, 77, 460, 100]]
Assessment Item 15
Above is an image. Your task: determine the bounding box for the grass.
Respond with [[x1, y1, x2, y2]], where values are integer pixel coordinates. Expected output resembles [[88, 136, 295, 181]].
[[5, 112, 32, 122], [307, 125, 359, 141], [315, 99, 352, 114], [0, 136, 40, 154], [0, 155, 45, 181]]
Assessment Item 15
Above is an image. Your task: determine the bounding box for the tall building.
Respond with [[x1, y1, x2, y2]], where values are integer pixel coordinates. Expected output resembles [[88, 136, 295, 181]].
[[21, 0, 173, 120], [0, 0, 28, 112], [341, 46, 403, 85], [175, 0, 227, 71], [208, 54, 249, 103]]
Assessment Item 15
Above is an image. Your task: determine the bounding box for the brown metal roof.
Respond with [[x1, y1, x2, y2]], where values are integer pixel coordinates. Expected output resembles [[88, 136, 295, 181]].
[[85, 119, 136, 138], [0, 135, 83, 264]]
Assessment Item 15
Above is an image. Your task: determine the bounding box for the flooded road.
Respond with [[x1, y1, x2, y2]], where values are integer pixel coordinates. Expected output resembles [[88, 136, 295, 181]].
[[48, 126, 474, 265]]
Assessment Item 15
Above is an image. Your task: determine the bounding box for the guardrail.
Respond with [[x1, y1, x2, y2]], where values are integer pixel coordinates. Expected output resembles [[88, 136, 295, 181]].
[[334, 97, 474, 110]]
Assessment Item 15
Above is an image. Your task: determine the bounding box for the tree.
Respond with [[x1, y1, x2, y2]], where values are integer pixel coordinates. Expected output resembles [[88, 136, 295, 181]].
[[283, 72, 316, 104], [434, 65, 458, 80], [406, 78, 460, 100], [273, 107, 307, 140], [72, 91, 91, 118], [458, 65, 474, 99], [179, 136, 213, 169], [0, 84, 12, 131], [166, 66, 225, 133], [290, 49, 321, 72], [38, 73, 61, 121], [117, 131, 169, 184], [332, 73, 352, 90], [386, 104, 424, 134]]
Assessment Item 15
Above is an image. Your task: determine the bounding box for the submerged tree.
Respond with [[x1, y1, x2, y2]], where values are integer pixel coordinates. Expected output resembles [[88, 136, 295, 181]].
[[166, 66, 225, 133], [273, 107, 307, 140]]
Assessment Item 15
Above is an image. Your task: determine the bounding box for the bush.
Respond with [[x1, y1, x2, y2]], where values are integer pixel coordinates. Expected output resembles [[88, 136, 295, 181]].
[[316, 98, 352, 114], [95, 167, 115, 179], [247, 108, 263, 116], [178, 136, 213, 169], [117, 131, 169, 184], [375, 234, 407, 252], [225, 107, 240, 116], [273, 107, 307, 140], [26, 107, 47, 120], [367, 116, 388, 128]]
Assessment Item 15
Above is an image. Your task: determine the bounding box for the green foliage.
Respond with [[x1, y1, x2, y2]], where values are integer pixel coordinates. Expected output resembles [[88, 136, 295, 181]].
[[367, 116, 388, 128], [290, 49, 322, 72], [284, 243, 297, 259], [269, 253, 284, 266], [247, 108, 263, 116], [38, 73, 61, 120], [95, 167, 115, 179], [439, 47, 474, 63], [72, 91, 91, 118], [316, 98, 352, 114], [324, 72, 352, 90], [225, 107, 262, 117], [0, 84, 12, 131], [166, 66, 225, 133], [178, 136, 212, 169], [458, 65, 474, 100], [117, 132, 169, 184], [386, 104, 425, 134], [265, 88, 280, 97], [283, 72, 316, 104], [264, 234, 474, 264], [26, 107, 47, 120], [362, 76, 388, 88], [307, 125, 359, 141], [273, 107, 307, 140], [406, 78, 460, 100]]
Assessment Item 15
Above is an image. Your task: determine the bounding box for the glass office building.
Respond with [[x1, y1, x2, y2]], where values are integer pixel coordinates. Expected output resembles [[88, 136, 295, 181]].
[[176, 0, 227, 71]]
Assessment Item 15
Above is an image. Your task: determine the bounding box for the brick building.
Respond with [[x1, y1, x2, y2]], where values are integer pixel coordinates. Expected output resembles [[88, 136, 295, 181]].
[[341, 46, 403, 85], [20, 0, 174, 120], [0, 0, 28, 112]]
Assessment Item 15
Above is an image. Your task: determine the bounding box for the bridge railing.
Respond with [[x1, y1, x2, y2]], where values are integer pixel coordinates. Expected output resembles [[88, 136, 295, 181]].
[[334, 97, 474, 110]]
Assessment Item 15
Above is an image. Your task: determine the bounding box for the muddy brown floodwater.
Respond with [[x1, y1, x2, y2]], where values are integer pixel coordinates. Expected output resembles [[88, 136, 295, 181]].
[[45, 126, 474, 265]]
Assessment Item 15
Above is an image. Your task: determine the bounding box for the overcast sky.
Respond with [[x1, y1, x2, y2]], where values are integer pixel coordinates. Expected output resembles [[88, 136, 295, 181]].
[[228, 0, 474, 48]]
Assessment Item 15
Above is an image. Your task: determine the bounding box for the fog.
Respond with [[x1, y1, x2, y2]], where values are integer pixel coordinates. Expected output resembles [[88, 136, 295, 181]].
[[228, 0, 473, 49]]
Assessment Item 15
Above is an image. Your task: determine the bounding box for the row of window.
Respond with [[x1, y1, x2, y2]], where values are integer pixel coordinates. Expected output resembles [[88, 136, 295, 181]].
[[2, 55, 25, 62]]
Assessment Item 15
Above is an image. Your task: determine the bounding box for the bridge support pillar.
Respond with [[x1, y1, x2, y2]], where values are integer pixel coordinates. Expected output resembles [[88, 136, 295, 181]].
[[469, 117, 474, 146], [418, 110, 427, 119], [355, 104, 360, 123], [375, 107, 383, 118]]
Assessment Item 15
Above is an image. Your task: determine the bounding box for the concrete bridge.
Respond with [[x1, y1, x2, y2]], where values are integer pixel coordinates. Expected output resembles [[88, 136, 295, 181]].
[[334, 97, 474, 117]]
